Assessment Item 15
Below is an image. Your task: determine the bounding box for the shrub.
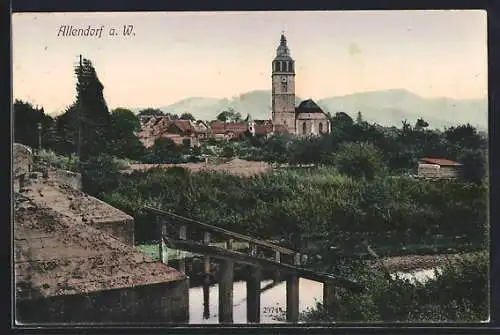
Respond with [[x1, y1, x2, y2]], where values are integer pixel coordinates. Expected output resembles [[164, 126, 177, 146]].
[[300, 252, 488, 322], [35, 149, 80, 172], [335, 142, 387, 180]]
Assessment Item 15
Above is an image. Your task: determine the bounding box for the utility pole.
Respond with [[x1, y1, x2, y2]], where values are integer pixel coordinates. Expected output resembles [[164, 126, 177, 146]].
[[77, 54, 82, 160], [37, 122, 42, 152]]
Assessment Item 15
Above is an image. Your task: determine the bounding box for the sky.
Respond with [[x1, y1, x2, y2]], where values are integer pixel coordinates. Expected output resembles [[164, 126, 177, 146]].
[[12, 10, 487, 114]]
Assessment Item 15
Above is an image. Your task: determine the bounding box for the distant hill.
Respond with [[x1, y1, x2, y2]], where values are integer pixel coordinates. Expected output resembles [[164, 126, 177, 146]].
[[130, 89, 487, 130], [317, 89, 487, 130], [130, 90, 303, 122]]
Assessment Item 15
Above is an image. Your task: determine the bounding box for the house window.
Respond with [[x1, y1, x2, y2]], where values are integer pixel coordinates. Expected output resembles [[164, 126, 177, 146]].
[[302, 122, 307, 134], [290, 61, 294, 72], [319, 122, 323, 133], [279, 61, 283, 72], [286, 61, 289, 72]]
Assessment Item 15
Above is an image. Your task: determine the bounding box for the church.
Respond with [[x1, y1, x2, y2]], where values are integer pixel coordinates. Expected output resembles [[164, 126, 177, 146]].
[[269, 34, 330, 136]]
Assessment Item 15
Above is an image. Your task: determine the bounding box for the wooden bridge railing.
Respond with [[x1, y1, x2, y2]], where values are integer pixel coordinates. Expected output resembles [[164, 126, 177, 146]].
[[145, 206, 297, 256], [144, 206, 362, 324]]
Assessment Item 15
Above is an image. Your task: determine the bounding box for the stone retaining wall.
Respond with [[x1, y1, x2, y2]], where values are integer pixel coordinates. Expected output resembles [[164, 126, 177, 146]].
[[16, 278, 189, 323], [49, 169, 82, 191], [88, 216, 135, 246], [13, 143, 33, 179]]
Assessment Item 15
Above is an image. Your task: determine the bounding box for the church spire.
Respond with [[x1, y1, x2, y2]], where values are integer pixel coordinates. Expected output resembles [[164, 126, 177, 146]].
[[281, 31, 286, 43], [276, 32, 291, 58]]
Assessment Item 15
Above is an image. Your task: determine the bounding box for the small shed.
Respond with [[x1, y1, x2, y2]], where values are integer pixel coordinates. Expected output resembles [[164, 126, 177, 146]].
[[417, 157, 462, 179]]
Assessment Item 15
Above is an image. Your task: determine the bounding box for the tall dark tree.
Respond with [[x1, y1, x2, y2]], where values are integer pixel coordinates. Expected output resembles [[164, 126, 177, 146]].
[[52, 105, 79, 155], [13, 100, 54, 149], [74, 56, 110, 161]]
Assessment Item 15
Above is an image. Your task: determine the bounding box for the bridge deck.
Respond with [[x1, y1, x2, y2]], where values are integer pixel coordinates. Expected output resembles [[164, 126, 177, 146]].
[[164, 236, 362, 291]]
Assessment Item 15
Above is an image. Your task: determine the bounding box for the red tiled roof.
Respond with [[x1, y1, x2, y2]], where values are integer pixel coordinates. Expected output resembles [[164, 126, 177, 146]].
[[274, 125, 289, 134], [171, 120, 195, 133], [255, 124, 273, 134], [209, 121, 248, 134], [254, 124, 289, 135], [419, 157, 462, 166]]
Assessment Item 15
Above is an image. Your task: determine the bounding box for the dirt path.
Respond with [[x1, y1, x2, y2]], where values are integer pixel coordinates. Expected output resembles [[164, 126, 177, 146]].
[[125, 158, 272, 177]]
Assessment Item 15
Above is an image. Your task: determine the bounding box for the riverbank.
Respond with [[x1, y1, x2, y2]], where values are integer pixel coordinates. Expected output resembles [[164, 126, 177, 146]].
[[369, 252, 480, 273]]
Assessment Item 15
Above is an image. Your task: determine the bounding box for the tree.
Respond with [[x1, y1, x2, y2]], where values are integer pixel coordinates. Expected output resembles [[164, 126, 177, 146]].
[[264, 134, 291, 165], [335, 142, 387, 180], [414, 118, 429, 131], [81, 153, 122, 198], [137, 108, 164, 117], [445, 124, 485, 151], [108, 108, 146, 161], [217, 108, 242, 122], [356, 111, 364, 124], [73, 56, 110, 161], [147, 137, 182, 163], [221, 145, 235, 158], [459, 148, 487, 184], [180, 112, 196, 121], [13, 100, 56, 150], [331, 112, 354, 129]]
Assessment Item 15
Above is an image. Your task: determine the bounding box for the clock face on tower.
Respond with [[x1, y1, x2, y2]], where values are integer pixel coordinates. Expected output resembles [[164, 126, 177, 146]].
[[281, 77, 287, 83]]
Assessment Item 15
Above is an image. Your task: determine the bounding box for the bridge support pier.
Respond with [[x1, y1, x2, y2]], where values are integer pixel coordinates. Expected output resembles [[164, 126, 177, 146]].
[[274, 251, 281, 282], [157, 217, 168, 265], [286, 253, 301, 323], [218, 259, 234, 324], [246, 266, 262, 323], [203, 275, 210, 319], [178, 224, 187, 273], [203, 231, 211, 319], [323, 282, 337, 312]]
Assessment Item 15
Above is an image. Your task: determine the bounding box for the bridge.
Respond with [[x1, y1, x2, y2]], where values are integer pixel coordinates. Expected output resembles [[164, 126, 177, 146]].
[[145, 206, 363, 324]]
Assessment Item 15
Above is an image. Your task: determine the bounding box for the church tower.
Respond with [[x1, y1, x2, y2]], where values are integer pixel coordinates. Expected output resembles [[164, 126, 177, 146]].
[[272, 34, 296, 134]]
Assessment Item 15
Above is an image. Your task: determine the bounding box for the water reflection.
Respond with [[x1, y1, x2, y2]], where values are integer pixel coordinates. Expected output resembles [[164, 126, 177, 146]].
[[189, 278, 323, 324], [189, 268, 440, 324]]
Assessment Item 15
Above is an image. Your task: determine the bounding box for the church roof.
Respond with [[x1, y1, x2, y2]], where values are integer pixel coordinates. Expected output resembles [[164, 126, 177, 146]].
[[296, 99, 325, 114]]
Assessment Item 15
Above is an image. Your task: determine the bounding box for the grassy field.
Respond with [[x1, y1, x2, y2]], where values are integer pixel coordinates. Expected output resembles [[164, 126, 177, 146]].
[[135, 241, 250, 261]]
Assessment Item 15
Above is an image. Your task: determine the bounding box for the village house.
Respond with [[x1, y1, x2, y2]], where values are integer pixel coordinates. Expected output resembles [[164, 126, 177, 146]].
[[207, 116, 289, 141], [137, 116, 208, 148], [136, 34, 332, 145], [417, 157, 463, 179]]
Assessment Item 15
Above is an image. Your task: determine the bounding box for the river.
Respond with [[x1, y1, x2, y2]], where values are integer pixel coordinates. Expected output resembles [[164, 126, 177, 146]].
[[188, 268, 441, 324]]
